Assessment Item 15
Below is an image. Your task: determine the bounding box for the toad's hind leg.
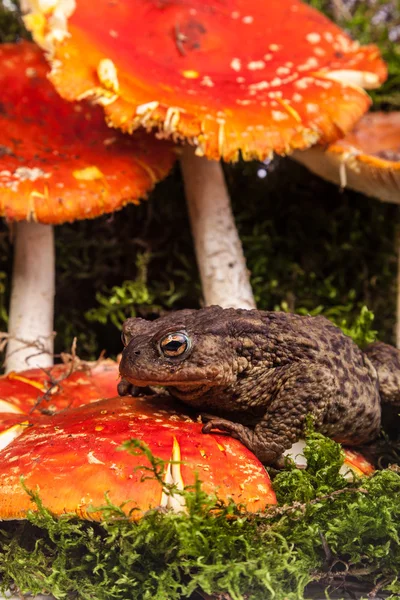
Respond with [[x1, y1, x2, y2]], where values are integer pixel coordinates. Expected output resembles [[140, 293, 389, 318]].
[[251, 364, 338, 463], [204, 364, 336, 464], [364, 341, 400, 435]]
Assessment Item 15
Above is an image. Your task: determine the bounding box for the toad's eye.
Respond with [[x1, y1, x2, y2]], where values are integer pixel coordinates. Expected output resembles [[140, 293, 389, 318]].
[[159, 332, 190, 358]]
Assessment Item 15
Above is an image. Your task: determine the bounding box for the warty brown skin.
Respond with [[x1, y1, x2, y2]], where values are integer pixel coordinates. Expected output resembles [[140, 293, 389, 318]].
[[118, 306, 398, 464]]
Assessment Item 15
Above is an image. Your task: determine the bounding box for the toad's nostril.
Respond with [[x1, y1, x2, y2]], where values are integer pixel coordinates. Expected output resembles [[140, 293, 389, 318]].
[[134, 350, 141, 356]]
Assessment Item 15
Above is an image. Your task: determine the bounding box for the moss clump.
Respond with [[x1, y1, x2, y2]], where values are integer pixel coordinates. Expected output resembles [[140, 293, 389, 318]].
[[0, 434, 400, 600], [0, 1, 29, 42]]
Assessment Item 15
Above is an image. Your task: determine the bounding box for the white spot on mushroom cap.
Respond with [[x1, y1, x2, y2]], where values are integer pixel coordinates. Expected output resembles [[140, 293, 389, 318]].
[[306, 32, 321, 44], [270, 77, 282, 87], [247, 60, 266, 71], [298, 57, 319, 71], [97, 58, 119, 93], [0, 167, 51, 193], [200, 75, 214, 87], [295, 77, 314, 90], [242, 15, 253, 24], [230, 58, 241, 72], [272, 110, 289, 121], [25, 66, 37, 78], [314, 79, 333, 89], [306, 103, 319, 114], [248, 80, 269, 92], [14, 167, 51, 182]]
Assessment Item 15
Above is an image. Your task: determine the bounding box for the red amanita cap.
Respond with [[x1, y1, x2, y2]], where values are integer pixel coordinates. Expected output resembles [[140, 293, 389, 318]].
[[0, 41, 175, 224], [0, 395, 277, 520], [293, 111, 400, 203], [23, 0, 387, 160], [0, 360, 119, 415]]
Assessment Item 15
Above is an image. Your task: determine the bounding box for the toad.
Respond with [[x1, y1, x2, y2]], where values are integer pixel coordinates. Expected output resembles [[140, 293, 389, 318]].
[[118, 306, 400, 464]]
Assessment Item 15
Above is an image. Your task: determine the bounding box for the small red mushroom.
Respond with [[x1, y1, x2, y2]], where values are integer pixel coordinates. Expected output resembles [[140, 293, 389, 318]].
[[283, 440, 374, 477], [0, 42, 175, 372], [0, 359, 119, 414], [22, 0, 387, 309], [292, 111, 400, 204]]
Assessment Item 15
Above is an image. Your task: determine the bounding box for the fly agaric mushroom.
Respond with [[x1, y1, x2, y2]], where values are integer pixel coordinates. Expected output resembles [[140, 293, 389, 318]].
[[0, 359, 119, 415], [0, 395, 277, 520], [292, 111, 400, 203], [0, 41, 175, 372], [21, 0, 386, 309]]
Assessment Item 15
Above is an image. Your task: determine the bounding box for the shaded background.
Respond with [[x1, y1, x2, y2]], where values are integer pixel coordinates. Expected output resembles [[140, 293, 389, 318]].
[[0, 0, 399, 362]]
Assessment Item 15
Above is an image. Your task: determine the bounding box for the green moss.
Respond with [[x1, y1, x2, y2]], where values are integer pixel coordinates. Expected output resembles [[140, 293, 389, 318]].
[[85, 252, 158, 329], [1, 435, 400, 599], [0, 1, 29, 43]]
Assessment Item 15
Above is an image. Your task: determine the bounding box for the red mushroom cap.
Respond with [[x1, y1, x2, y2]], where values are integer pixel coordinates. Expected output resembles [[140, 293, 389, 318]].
[[23, 0, 387, 160], [0, 360, 119, 415], [0, 395, 277, 520], [293, 111, 400, 203], [0, 41, 175, 224]]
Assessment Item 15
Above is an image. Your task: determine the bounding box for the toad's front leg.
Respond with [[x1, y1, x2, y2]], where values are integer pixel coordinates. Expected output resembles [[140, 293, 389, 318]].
[[118, 378, 155, 397], [202, 414, 288, 464]]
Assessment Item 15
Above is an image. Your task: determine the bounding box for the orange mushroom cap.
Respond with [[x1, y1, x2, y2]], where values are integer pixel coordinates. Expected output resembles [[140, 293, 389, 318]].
[[23, 0, 387, 161], [0, 360, 119, 415], [293, 111, 400, 203], [0, 41, 175, 224], [0, 395, 277, 520]]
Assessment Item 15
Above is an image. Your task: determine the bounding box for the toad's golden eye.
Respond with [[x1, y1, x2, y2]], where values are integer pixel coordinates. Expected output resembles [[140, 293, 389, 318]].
[[159, 332, 190, 358]]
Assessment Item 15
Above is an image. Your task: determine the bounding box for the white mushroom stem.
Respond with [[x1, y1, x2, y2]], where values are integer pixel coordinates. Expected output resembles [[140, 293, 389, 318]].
[[180, 147, 256, 309], [5, 221, 55, 372]]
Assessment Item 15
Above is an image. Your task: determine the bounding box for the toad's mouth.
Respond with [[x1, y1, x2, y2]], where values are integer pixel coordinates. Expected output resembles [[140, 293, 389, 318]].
[[167, 383, 210, 396], [123, 376, 211, 391]]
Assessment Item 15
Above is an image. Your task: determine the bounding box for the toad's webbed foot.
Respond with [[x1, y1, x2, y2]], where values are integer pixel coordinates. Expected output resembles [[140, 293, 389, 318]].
[[201, 414, 281, 464], [118, 378, 155, 397], [201, 414, 245, 440]]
